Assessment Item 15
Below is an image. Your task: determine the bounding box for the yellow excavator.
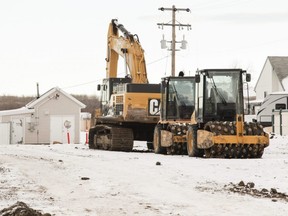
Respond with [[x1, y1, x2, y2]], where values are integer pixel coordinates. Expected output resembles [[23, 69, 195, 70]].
[[153, 69, 269, 158], [89, 19, 160, 151]]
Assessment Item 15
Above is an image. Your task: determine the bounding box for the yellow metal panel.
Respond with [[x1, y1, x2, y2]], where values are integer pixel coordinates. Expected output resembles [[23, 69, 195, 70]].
[[190, 111, 197, 124], [122, 92, 160, 122], [213, 134, 269, 145], [172, 135, 186, 143]]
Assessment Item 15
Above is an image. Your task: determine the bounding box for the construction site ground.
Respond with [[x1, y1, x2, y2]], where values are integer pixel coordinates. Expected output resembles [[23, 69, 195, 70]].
[[0, 134, 288, 216]]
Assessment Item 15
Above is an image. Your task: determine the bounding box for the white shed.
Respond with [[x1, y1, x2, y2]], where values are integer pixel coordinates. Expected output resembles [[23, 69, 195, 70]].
[[0, 87, 86, 144]]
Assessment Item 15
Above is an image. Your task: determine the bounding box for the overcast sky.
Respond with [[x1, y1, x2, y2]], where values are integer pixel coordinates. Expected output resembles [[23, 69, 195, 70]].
[[1, 0, 288, 96]]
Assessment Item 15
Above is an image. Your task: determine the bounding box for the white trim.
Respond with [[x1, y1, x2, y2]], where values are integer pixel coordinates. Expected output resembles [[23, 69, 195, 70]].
[[0, 107, 34, 117], [254, 57, 269, 91]]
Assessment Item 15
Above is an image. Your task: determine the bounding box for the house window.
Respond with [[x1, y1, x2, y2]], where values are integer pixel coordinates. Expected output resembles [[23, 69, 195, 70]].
[[264, 91, 267, 98], [275, 103, 286, 110]]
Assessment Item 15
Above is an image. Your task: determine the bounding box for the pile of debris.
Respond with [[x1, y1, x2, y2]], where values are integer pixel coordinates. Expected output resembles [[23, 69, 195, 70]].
[[0, 201, 51, 216], [226, 181, 288, 202]]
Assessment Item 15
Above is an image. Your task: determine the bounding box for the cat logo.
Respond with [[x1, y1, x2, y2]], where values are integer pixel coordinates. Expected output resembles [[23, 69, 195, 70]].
[[148, 99, 160, 116]]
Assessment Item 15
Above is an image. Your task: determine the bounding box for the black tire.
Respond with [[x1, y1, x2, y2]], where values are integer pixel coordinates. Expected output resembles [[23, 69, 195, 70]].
[[147, 142, 154, 150], [88, 127, 97, 149], [186, 125, 203, 157], [153, 125, 166, 154]]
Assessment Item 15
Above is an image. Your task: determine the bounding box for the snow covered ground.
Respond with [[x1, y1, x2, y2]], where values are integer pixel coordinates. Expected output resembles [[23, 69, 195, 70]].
[[0, 135, 288, 216]]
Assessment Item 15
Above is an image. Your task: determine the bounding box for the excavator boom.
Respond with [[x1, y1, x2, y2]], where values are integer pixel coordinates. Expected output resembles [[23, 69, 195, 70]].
[[106, 19, 148, 83]]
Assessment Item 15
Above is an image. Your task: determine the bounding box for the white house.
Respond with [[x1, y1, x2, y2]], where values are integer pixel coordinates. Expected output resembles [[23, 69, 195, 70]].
[[254, 56, 288, 101], [0, 87, 86, 145]]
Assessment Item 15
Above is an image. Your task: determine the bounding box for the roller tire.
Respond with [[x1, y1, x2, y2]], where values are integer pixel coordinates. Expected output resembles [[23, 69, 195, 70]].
[[153, 125, 166, 154], [187, 125, 203, 157]]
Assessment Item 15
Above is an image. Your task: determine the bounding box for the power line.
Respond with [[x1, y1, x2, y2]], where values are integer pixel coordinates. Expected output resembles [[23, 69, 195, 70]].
[[62, 79, 102, 90], [147, 55, 169, 65]]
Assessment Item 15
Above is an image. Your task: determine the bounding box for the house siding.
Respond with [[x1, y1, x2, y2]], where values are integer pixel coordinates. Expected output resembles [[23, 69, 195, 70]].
[[0, 122, 10, 144], [256, 60, 273, 100], [272, 69, 284, 92]]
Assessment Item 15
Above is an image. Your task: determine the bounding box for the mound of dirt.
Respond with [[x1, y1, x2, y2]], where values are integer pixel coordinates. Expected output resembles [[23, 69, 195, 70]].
[[226, 181, 288, 202], [0, 201, 51, 216]]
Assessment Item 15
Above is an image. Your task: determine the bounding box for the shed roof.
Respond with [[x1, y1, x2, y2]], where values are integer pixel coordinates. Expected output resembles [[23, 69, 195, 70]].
[[26, 87, 86, 109], [0, 107, 34, 117]]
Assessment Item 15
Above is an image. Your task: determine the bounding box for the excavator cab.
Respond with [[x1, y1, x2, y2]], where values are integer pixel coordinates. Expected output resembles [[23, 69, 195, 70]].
[[98, 77, 132, 116]]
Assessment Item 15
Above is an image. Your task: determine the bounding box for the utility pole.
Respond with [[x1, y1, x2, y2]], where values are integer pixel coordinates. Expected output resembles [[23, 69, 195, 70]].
[[157, 5, 191, 77]]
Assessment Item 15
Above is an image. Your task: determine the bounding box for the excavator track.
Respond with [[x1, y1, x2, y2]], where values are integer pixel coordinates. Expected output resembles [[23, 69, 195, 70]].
[[203, 121, 267, 158], [89, 125, 134, 152]]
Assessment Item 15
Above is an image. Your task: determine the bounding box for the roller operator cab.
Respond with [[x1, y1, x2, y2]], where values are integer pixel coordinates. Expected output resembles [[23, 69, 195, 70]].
[[160, 76, 196, 121], [154, 69, 270, 158], [194, 69, 246, 123], [153, 76, 196, 155]]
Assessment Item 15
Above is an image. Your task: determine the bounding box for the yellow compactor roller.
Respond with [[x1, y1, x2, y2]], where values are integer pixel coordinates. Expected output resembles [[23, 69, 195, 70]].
[[153, 69, 269, 158]]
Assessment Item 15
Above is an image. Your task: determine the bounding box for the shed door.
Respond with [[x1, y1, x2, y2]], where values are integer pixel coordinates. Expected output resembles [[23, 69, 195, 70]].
[[0, 122, 10, 145], [11, 118, 24, 144], [50, 115, 75, 144]]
